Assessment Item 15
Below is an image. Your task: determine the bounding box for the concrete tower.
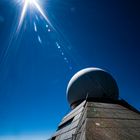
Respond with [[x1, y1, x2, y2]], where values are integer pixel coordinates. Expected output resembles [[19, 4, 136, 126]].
[[49, 68, 140, 140]]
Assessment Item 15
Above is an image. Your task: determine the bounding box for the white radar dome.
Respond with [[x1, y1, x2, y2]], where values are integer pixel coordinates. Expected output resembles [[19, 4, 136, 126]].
[[67, 67, 119, 108]]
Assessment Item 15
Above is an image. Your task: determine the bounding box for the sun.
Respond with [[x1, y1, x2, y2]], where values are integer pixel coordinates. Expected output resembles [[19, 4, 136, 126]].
[[17, 0, 52, 32], [26, 0, 35, 5]]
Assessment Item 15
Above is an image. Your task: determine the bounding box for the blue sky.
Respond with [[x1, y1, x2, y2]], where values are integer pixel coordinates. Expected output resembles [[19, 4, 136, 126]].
[[0, 0, 140, 139]]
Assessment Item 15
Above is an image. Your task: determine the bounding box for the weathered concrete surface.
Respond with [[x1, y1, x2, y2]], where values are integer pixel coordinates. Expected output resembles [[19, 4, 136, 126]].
[[49, 101, 140, 140], [85, 102, 140, 140]]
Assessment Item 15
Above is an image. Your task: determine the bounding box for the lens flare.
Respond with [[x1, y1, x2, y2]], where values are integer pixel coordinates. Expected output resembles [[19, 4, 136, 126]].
[[33, 0, 52, 26], [17, 0, 53, 32]]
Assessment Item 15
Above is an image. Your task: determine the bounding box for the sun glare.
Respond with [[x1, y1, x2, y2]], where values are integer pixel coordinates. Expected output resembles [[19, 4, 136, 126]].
[[28, 0, 35, 5], [17, 0, 52, 32]]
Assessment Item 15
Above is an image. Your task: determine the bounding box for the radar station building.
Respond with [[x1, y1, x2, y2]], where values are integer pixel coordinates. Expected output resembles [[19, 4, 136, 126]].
[[49, 68, 140, 140]]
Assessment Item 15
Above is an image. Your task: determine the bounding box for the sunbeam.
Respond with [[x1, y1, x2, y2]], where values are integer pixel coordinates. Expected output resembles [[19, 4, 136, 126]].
[[17, 0, 29, 32], [33, 0, 53, 28], [17, 0, 53, 32]]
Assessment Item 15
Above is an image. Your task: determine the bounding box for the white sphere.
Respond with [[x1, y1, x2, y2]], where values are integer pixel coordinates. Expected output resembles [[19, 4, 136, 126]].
[[67, 68, 119, 108]]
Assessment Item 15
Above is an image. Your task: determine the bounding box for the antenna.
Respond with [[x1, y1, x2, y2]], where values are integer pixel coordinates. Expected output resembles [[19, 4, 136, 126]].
[[86, 92, 89, 101]]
